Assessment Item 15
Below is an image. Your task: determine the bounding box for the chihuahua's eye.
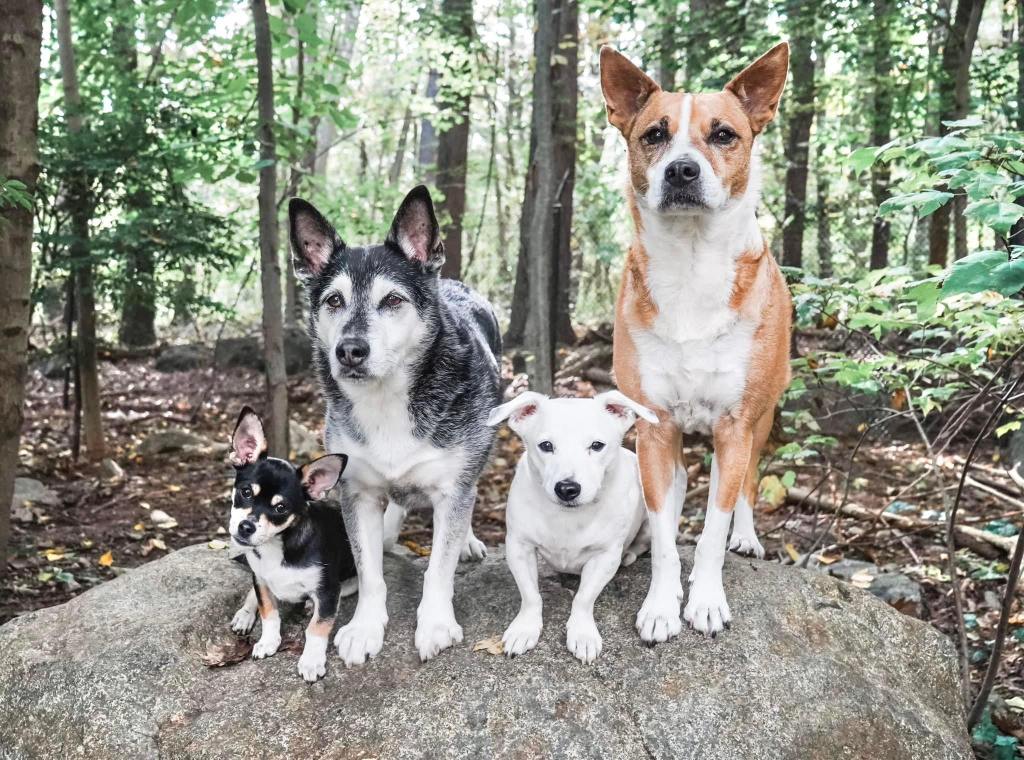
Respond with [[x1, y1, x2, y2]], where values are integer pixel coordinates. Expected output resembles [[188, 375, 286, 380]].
[[240, 486, 253, 499], [539, 441, 554, 453], [710, 127, 737, 146], [590, 441, 606, 452], [325, 293, 345, 310], [380, 292, 405, 310], [641, 126, 668, 146], [273, 503, 288, 515]]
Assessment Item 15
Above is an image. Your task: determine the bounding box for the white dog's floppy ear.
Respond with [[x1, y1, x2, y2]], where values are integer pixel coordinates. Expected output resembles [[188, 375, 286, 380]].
[[231, 406, 268, 466], [595, 390, 659, 430], [300, 454, 347, 500], [486, 391, 548, 433]]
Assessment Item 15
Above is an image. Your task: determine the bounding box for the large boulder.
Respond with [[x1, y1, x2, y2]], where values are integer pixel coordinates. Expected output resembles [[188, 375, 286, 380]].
[[212, 327, 312, 375], [0, 545, 971, 759]]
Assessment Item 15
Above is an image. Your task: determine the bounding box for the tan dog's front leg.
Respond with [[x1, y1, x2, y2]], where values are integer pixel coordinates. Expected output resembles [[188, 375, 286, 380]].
[[635, 417, 686, 644], [685, 417, 752, 635]]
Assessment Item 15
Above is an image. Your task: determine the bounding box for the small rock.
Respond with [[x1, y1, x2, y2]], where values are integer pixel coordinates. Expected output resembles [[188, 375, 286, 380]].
[[213, 328, 311, 375], [100, 459, 125, 481], [139, 429, 215, 457], [808, 559, 923, 618], [154, 344, 210, 373], [12, 478, 60, 510]]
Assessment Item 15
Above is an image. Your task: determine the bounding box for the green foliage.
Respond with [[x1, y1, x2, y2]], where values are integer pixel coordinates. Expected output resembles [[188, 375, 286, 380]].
[[0, 177, 33, 212]]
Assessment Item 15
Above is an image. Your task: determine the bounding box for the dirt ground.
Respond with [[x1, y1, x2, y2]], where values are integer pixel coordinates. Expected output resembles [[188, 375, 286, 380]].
[[3, 346, 1024, 742]]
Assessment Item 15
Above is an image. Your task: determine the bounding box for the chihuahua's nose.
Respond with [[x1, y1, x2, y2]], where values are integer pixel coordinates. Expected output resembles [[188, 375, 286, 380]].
[[237, 519, 256, 538], [336, 338, 370, 367], [554, 479, 582, 504], [664, 158, 700, 188]]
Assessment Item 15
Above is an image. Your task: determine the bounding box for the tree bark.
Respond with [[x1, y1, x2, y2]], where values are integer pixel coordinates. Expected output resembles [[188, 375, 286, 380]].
[[523, 0, 557, 393], [0, 0, 42, 575], [928, 0, 986, 266], [781, 0, 816, 269], [1009, 0, 1024, 250], [435, 0, 474, 281], [657, 0, 678, 90], [813, 52, 832, 278], [869, 0, 894, 270], [312, 1, 362, 176], [417, 69, 440, 185], [57, 0, 104, 460], [252, 0, 289, 457]]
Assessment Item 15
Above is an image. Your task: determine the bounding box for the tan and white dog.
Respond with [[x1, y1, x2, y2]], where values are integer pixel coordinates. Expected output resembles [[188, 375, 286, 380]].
[[599, 43, 793, 641]]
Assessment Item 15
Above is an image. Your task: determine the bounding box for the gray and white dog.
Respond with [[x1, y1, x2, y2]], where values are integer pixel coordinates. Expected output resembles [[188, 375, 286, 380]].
[[289, 186, 502, 664]]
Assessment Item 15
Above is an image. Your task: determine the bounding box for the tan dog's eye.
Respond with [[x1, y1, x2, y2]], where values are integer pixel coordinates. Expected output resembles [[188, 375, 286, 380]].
[[709, 127, 737, 146], [641, 126, 668, 146]]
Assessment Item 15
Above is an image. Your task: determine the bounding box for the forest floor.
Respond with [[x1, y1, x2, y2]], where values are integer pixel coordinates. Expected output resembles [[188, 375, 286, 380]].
[[4, 336, 1024, 744]]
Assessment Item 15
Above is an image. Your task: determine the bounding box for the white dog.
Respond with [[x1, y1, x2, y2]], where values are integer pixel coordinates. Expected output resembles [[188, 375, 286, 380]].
[[487, 390, 663, 663]]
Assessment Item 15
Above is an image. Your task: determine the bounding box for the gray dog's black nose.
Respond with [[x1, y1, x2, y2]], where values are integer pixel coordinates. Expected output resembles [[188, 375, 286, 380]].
[[238, 520, 256, 537], [554, 479, 582, 504], [336, 338, 370, 367], [664, 158, 700, 188]]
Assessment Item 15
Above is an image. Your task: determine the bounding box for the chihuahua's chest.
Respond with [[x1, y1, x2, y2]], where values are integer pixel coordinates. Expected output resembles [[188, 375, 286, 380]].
[[245, 542, 321, 604]]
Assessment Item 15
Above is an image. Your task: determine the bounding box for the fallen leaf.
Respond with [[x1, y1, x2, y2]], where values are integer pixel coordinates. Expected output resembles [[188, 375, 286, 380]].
[[132, 522, 146, 533], [850, 569, 875, 589], [890, 388, 907, 411], [759, 475, 787, 508], [1005, 696, 1024, 712], [473, 636, 504, 655], [44, 549, 64, 562], [200, 637, 253, 668], [402, 540, 431, 557], [784, 543, 800, 562], [150, 538, 168, 551], [816, 551, 842, 565], [167, 484, 182, 493], [208, 539, 228, 550], [98, 550, 114, 567]]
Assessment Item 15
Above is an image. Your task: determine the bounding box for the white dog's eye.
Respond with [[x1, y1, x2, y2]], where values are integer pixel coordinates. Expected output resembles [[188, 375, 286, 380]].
[[539, 441, 554, 453], [590, 441, 606, 452]]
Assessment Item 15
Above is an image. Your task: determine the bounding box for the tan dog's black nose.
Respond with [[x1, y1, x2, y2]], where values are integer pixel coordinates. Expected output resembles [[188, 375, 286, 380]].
[[664, 158, 700, 188]]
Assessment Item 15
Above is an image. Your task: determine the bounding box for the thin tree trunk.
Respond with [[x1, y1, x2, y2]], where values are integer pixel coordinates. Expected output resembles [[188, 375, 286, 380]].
[[929, 0, 987, 266], [313, 1, 362, 176], [0, 0, 42, 575], [524, 0, 557, 393], [252, 0, 289, 456], [1010, 0, 1024, 249], [869, 0, 894, 269], [388, 102, 414, 187], [436, 0, 474, 281], [283, 30, 307, 329], [418, 69, 439, 185], [57, 0, 104, 460], [781, 0, 816, 269], [657, 0, 678, 90], [813, 53, 832, 278], [551, 0, 578, 344]]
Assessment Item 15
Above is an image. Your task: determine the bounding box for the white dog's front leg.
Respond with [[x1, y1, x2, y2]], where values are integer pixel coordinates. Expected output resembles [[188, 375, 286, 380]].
[[566, 550, 620, 664], [636, 467, 686, 643], [334, 491, 389, 667], [416, 489, 473, 661], [501, 535, 543, 657]]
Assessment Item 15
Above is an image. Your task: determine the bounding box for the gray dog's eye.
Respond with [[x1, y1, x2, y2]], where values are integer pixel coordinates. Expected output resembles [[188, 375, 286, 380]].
[[590, 441, 606, 452], [539, 441, 554, 453], [325, 293, 345, 309]]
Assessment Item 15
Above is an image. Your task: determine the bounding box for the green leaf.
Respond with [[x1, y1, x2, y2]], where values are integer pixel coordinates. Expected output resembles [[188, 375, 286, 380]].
[[996, 420, 1022, 438], [943, 251, 1024, 297], [849, 146, 881, 173], [780, 470, 797, 488], [963, 200, 1024, 235], [878, 190, 953, 218], [942, 116, 985, 129]]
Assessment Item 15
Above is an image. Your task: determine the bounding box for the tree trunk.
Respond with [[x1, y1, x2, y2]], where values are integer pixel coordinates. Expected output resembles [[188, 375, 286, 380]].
[[435, 0, 474, 281], [657, 0, 678, 90], [388, 103, 414, 187], [523, 0, 557, 393], [313, 1, 363, 176], [781, 0, 816, 269], [928, 0, 987, 266], [57, 0, 104, 460], [869, 0, 894, 270], [813, 53, 832, 278], [0, 0, 42, 575], [252, 0, 289, 457], [1010, 0, 1024, 250], [417, 69, 440, 185]]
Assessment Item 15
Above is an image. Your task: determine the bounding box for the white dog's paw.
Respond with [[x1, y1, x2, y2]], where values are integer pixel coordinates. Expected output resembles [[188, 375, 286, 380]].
[[251, 634, 281, 659], [684, 577, 732, 636], [415, 611, 463, 662], [334, 617, 386, 667], [566, 615, 602, 664], [230, 606, 256, 635], [728, 530, 765, 559], [460, 534, 488, 562], [502, 611, 543, 657], [636, 585, 683, 644], [297, 649, 327, 682]]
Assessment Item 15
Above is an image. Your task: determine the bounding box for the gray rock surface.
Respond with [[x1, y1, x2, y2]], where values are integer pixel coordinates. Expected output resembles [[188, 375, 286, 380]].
[[154, 344, 210, 372], [138, 428, 227, 459], [212, 327, 311, 375], [10, 478, 60, 524], [0, 544, 971, 760]]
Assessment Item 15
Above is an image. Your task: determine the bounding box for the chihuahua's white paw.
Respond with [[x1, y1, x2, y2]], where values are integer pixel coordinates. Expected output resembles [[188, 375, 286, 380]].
[[502, 610, 542, 657], [338, 577, 359, 598], [252, 634, 281, 659], [636, 585, 683, 644], [334, 617, 386, 667], [684, 577, 732, 636], [415, 610, 463, 662], [460, 534, 488, 562], [297, 649, 327, 682], [231, 606, 256, 635], [728, 527, 765, 558], [566, 614, 602, 664]]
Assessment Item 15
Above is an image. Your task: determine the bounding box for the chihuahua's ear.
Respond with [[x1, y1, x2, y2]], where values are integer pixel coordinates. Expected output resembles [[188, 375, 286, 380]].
[[486, 391, 548, 435], [600, 46, 661, 134], [725, 42, 789, 135], [289, 198, 344, 281], [595, 390, 659, 432], [231, 406, 268, 466], [386, 185, 445, 271], [300, 454, 348, 500]]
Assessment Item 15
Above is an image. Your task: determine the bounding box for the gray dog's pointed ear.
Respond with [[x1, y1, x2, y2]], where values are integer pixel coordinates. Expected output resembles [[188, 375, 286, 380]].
[[289, 198, 344, 280], [386, 185, 445, 271], [300, 454, 347, 500]]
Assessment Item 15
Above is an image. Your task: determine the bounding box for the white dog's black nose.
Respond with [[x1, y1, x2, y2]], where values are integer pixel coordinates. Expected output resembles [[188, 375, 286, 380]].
[[237, 519, 256, 538], [554, 479, 582, 504], [664, 158, 700, 188], [336, 338, 370, 367]]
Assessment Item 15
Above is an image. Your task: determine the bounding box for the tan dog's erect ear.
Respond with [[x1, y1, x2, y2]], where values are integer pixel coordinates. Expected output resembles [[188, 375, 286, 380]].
[[725, 42, 790, 135], [600, 46, 661, 133]]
